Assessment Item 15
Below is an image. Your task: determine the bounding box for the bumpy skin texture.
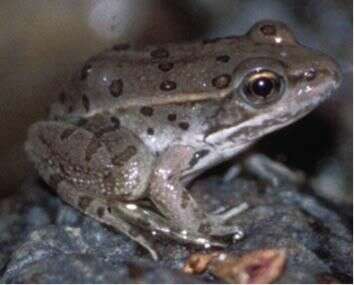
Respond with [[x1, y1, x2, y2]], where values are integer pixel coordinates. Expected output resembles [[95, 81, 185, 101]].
[[25, 20, 341, 259]]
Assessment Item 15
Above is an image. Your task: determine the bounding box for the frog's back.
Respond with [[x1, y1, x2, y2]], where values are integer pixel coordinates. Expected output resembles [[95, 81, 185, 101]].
[[51, 20, 320, 120], [51, 36, 249, 118]]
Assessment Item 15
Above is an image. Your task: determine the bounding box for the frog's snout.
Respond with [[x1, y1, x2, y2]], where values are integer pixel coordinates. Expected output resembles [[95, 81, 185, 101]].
[[305, 54, 342, 94], [325, 56, 342, 90]]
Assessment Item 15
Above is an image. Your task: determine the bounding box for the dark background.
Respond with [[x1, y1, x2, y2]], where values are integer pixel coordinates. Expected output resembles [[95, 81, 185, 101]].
[[0, 0, 352, 207]]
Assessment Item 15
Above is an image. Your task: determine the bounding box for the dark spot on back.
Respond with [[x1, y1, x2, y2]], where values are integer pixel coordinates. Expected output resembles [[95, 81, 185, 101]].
[[178, 122, 189, 131], [147, 128, 154, 135], [216, 55, 230, 63], [60, 128, 76, 141], [110, 116, 121, 128], [82, 94, 90, 112], [94, 123, 121, 137], [160, 80, 177, 91], [68, 105, 74, 113], [167, 113, 177, 122], [80, 64, 92, 80], [151, 48, 169, 59], [97, 207, 105, 218], [107, 207, 112, 213], [140, 106, 154, 117], [212, 74, 231, 89], [260, 24, 277, 36], [109, 79, 123, 97], [112, 145, 138, 166], [113, 43, 130, 51], [125, 145, 138, 158], [85, 138, 101, 162], [78, 196, 93, 211], [158, 62, 174, 72]]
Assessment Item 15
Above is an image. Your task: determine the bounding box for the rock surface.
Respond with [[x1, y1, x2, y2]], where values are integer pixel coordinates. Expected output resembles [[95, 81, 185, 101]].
[[0, 174, 352, 283]]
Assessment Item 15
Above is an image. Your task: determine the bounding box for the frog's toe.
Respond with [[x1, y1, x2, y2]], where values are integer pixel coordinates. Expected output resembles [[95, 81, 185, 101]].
[[244, 153, 306, 186], [209, 223, 245, 239], [165, 228, 228, 248], [211, 202, 249, 223], [146, 246, 159, 261], [232, 228, 245, 241], [195, 235, 228, 248]]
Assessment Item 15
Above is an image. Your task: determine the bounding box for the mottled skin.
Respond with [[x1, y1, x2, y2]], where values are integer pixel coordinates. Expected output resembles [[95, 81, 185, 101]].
[[25, 21, 341, 260]]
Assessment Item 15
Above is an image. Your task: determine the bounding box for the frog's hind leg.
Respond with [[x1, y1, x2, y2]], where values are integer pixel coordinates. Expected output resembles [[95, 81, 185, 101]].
[[60, 181, 226, 256], [57, 182, 159, 260], [26, 118, 159, 260]]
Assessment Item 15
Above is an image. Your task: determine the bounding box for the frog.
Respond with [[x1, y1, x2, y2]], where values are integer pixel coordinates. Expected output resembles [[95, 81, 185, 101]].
[[25, 20, 341, 260]]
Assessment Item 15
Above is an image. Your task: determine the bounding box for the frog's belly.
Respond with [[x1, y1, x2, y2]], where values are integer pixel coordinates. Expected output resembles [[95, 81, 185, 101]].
[[181, 141, 252, 184]]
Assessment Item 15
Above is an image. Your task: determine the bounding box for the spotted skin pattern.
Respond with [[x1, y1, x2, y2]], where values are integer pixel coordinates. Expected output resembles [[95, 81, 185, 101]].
[[26, 20, 341, 259]]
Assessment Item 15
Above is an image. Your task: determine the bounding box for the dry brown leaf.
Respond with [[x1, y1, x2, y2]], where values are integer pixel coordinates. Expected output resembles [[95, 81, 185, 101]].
[[183, 252, 221, 274], [209, 249, 287, 284], [183, 249, 287, 284]]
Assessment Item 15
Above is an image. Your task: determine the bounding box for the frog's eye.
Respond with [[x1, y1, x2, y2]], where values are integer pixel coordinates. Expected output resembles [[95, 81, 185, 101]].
[[241, 70, 284, 106]]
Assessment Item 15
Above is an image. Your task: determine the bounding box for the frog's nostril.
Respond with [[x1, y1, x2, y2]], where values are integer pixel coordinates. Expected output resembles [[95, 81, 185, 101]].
[[331, 66, 342, 89], [304, 68, 317, 81], [325, 57, 342, 89]]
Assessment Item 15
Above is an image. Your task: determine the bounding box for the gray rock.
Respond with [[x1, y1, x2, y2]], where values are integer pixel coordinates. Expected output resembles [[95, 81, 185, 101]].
[[0, 175, 352, 283]]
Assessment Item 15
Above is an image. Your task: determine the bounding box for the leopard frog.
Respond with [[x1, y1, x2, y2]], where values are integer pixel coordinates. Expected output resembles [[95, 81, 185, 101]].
[[25, 20, 341, 260]]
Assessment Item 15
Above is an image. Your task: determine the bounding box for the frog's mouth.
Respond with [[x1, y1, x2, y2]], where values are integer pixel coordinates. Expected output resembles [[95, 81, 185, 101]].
[[205, 100, 318, 148]]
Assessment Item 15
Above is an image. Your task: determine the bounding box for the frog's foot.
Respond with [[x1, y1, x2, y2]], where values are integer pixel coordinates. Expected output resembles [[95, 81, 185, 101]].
[[243, 153, 306, 187], [222, 165, 242, 182], [57, 182, 159, 260], [202, 204, 248, 240], [112, 200, 227, 248], [206, 221, 245, 241]]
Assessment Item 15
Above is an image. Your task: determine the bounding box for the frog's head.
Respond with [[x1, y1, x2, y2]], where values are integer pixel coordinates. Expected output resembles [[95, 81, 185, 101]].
[[206, 20, 342, 145]]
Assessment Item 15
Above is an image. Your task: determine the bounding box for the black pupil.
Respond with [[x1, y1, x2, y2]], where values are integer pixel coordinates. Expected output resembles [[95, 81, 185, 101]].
[[252, 77, 274, 97]]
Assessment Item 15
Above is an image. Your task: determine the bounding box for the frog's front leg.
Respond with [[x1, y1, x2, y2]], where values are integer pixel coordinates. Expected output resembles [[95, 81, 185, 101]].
[[243, 153, 305, 186], [150, 145, 245, 241]]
